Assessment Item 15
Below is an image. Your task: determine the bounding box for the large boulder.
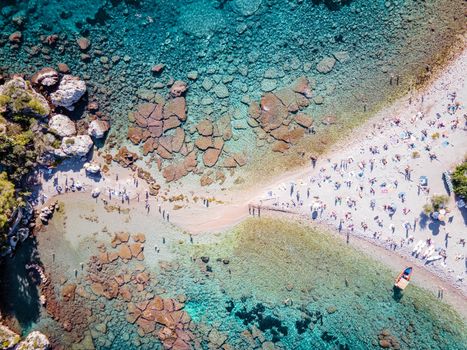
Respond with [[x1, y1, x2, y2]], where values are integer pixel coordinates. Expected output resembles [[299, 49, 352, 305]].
[[16, 331, 50, 350], [59, 135, 93, 157], [48, 114, 76, 137], [88, 119, 110, 138], [50, 75, 86, 111], [0, 76, 50, 117]]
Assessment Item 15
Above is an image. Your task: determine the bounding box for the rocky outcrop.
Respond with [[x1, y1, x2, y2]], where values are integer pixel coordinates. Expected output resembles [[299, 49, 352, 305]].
[[59, 135, 93, 157], [0, 76, 50, 117], [16, 331, 50, 350], [0, 325, 21, 349], [31, 67, 59, 87], [88, 119, 109, 138], [48, 114, 76, 137], [50, 75, 86, 111]]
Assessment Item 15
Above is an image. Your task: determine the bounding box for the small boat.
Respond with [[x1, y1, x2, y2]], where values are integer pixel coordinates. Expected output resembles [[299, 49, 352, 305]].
[[394, 267, 413, 290]]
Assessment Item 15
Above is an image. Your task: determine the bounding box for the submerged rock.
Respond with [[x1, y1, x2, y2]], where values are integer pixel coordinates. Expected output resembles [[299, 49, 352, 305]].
[[31, 67, 59, 87], [231, 0, 262, 16], [50, 75, 86, 111], [316, 56, 336, 73], [48, 114, 76, 137]]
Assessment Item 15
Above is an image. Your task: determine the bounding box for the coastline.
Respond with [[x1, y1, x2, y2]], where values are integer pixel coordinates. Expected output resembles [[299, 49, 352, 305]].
[[28, 42, 467, 326]]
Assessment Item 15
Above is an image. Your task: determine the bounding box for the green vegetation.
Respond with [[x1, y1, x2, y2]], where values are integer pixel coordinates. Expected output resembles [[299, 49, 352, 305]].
[[0, 172, 17, 247], [27, 97, 49, 116], [452, 158, 467, 198], [423, 194, 449, 215]]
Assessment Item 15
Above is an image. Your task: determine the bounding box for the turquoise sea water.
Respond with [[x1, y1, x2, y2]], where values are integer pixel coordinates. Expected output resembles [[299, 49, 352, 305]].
[[1, 210, 466, 349], [1, 0, 467, 349], [0, 0, 464, 145]]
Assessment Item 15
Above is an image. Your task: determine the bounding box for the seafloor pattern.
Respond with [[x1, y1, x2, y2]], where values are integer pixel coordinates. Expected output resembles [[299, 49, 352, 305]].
[[1, 0, 465, 167], [2, 202, 467, 349], [1, 0, 467, 349]]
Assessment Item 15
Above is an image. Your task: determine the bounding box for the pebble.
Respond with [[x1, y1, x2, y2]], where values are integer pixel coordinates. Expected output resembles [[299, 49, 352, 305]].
[[213, 83, 229, 98]]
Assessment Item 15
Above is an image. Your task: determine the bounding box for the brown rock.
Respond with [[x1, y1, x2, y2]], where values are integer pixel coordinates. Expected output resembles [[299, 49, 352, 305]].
[[159, 135, 173, 151], [222, 156, 237, 168], [57, 63, 70, 74], [196, 119, 213, 136], [142, 138, 158, 156], [31, 67, 59, 86], [9, 31, 22, 43], [217, 115, 232, 141], [203, 148, 222, 167], [183, 152, 198, 172], [133, 233, 146, 243], [151, 63, 166, 73], [118, 286, 131, 301], [195, 136, 212, 150], [171, 128, 185, 153], [157, 145, 173, 159], [170, 81, 188, 97], [272, 141, 289, 153], [128, 127, 144, 145], [118, 244, 132, 261], [322, 115, 337, 125], [90, 283, 104, 296], [137, 103, 156, 118], [130, 243, 143, 258], [164, 97, 186, 121], [259, 93, 288, 131], [108, 252, 119, 262], [270, 126, 304, 144], [291, 76, 313, 98], [77, 37, 90, 50], [148, 121, 164, 138], [163, 116, 181, 132], [213, 137, 224, 150], [114, 147, 139, 167], [294, 113, 313, 128], [379, 339, 391, 348], [200, 175, 214, 186], [248, 101, 261, 119], [137, 317, 156, 334], [62, 284, 77, 302], [233, 152, 247, 166], [103, 280, 119, 300]]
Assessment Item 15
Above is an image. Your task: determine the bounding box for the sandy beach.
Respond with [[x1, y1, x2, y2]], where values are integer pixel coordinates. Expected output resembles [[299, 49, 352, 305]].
[[33, 47, 467, 321]]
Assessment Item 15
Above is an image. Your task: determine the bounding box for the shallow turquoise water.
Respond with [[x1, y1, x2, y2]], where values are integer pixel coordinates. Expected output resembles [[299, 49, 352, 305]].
[[1, 1, 467, 349], [0, 0, 464, 134]]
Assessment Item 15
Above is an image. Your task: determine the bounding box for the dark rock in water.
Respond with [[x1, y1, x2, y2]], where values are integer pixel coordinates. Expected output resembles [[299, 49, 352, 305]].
[[200, 256, 209, 263], [222, 258, 230, 264]]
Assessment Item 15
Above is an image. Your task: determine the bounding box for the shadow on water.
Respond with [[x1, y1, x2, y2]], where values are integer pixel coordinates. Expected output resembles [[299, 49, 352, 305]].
[[392, 286, 403, 302], [0, 238, 42, 330]]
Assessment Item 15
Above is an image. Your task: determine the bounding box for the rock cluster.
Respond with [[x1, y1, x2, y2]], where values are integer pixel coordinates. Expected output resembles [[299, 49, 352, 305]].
[[377, 329, 401, 349], [248, 76, 314, 153], [16, 331, 50, 350], [50, 74, 86, 111], [39, 201, 58, 224], [0, 325, 50, 350], [0, 76, 50, 117], [0, 325, 21, 349], [48, 114, 76, 137]]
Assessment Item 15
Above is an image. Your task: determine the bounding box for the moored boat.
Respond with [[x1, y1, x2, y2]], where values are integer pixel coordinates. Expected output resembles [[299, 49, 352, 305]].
[[394, 267, 413, 290]]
